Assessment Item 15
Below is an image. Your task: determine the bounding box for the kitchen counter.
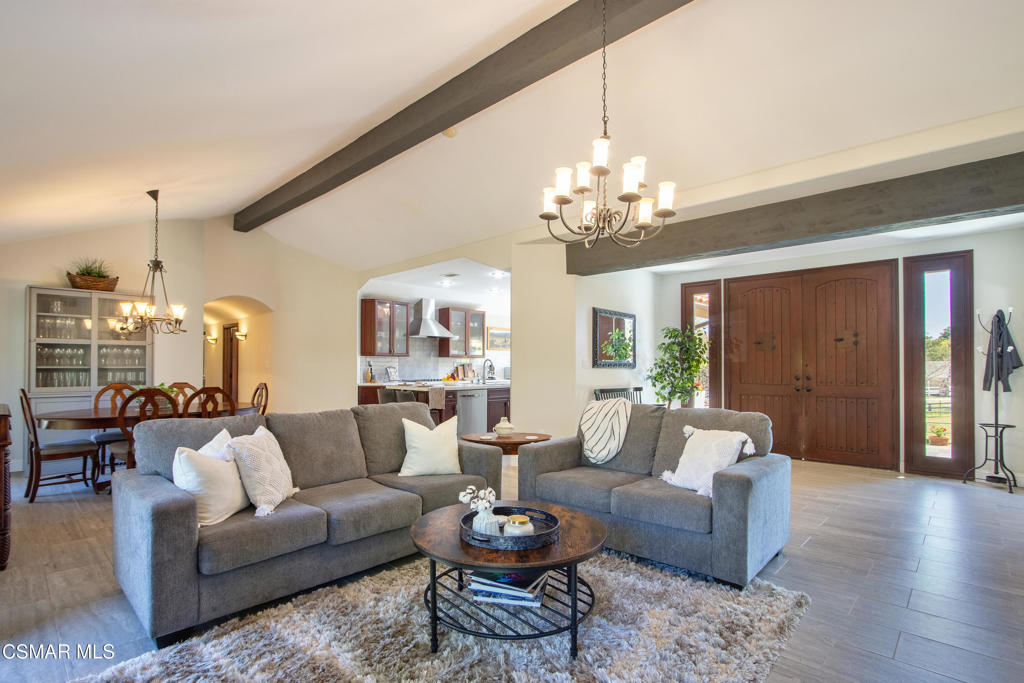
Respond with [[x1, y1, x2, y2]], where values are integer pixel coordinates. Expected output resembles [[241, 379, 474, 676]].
[[357, 381, 509, 392], [355, 382, 511, 432]]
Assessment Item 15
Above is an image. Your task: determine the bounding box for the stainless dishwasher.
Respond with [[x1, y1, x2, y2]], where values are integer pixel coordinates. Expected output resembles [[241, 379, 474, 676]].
[[455, 391, 487, 436]]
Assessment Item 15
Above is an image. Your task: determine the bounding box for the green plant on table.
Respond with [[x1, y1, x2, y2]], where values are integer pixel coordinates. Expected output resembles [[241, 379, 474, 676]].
[[601, 327, 634, 362], [647, 326, 709, 408], [72, 257, 113, 278]]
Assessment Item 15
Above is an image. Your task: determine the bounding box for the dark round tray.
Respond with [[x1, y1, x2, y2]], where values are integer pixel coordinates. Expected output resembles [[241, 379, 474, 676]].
[[460, 505, 560, 550]]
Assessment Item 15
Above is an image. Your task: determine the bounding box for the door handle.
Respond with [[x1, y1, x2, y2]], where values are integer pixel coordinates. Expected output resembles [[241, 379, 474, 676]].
[[804, 387, 813, 392], [805, 375, 811, 381], [834, 337, 844, 342], [794, 386, 801, 392], [794, 374, 801, 381]]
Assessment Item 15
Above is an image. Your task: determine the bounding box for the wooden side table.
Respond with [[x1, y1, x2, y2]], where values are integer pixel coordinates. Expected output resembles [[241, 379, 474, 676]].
[[1, 404, 11, 570], [461, 432, 552, 455]]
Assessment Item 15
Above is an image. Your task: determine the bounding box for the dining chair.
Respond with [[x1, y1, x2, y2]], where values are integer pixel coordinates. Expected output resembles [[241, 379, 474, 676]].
[[168, 382, 198, 410], [395, 390, 417, 403], [19, 389, 100, 502], [91, 383, 135, 474], [117, 388, 180, 469], [593, 387, 644, 403], [377, 388, 398, 404], [184, 387, 236, 418], [251, 382, 269, 415]]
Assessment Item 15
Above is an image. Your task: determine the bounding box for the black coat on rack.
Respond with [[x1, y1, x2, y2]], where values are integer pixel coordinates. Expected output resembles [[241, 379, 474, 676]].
[[982, 309, 1021, 392]]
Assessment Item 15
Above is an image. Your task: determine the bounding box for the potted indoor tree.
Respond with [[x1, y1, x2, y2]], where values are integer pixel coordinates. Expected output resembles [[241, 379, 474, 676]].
[[647, 326, 709, 408], [928, 425, 950, 446], [67, 257, 118, 291]]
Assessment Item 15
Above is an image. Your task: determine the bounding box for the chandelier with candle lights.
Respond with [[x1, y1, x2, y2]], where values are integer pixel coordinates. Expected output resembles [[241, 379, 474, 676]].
[[114, 190, 187, 336], [540, 0, 676, 248]]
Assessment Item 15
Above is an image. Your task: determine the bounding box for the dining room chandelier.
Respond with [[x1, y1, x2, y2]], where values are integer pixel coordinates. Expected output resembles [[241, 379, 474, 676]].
[[115, 189, 187, 335], [540, 0, 676, 248]]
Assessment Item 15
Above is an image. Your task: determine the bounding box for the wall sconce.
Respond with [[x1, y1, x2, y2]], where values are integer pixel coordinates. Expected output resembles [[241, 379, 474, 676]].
[[204, 332, 218, 345], [234, 331, 248, 341]]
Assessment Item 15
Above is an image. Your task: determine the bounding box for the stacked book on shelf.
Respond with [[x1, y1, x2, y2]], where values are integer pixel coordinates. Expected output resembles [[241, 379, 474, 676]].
[[468, 572, 549, 608]]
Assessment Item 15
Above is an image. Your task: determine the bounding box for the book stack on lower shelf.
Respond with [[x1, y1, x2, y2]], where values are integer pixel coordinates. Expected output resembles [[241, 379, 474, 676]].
[[469, 572, 549, 608]]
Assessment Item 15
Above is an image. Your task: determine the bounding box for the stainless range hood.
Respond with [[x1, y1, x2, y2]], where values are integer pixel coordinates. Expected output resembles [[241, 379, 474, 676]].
[[409, 298, 456, 338]]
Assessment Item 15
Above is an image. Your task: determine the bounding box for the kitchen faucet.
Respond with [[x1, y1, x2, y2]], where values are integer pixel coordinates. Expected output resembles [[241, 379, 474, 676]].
[[482, 358, 495, 380]]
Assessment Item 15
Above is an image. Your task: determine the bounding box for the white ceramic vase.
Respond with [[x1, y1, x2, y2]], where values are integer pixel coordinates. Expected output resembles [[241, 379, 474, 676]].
[[493, 417, 515, 436], [472, 507, 501, 535]]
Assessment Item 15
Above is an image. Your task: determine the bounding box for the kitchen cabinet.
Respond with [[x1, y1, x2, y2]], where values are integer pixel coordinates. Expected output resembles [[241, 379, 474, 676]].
[[486, 387, 511, 431], [360, 299, 409, 356], [438, 307, 485, 358]]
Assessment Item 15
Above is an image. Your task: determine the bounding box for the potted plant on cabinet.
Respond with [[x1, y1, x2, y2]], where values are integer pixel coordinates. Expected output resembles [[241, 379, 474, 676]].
[[67, 258, 118, 291], [647, 326, 709, 408], [928, 425, 950, 446]]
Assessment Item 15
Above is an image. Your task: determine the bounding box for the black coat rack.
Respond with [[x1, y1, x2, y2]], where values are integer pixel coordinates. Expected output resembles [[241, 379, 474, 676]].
[[963, 307, 1019, 493]]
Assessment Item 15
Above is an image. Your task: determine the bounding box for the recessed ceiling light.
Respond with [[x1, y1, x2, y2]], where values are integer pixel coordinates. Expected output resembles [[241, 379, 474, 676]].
[[439, 279, 454, 288], [489, 270, 508, 279]]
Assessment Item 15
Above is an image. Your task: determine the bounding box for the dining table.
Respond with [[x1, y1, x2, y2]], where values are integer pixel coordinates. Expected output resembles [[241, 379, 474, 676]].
[[34, 402, 257, 491], [35, 402, 257, 431]]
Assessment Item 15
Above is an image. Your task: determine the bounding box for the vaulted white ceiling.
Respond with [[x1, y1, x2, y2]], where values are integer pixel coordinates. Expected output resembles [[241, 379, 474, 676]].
[[0, 0, 572, 242], [4, 0, 1024, 272]]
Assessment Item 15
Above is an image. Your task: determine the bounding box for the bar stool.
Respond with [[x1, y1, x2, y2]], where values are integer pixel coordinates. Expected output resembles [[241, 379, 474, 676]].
[[377, 388, 398, 404]]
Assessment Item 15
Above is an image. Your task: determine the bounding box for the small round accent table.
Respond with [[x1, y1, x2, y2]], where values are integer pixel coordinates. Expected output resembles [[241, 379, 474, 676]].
[[410, 500, 606, 658], [461, 432, 552, 455]]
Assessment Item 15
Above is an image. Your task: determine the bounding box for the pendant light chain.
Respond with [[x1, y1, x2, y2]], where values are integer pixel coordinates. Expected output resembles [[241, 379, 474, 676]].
[[601, 0, 608, 137], [152, 192, 159, 261]]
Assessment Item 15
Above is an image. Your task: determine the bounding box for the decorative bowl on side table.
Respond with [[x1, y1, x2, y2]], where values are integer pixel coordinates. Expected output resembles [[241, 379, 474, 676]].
[[410, 500, 606, 659]]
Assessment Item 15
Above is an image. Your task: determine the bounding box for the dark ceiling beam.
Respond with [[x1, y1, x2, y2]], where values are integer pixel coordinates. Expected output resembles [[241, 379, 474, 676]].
[[565, 151, 1024, 276], [233, 0, 693, 232]]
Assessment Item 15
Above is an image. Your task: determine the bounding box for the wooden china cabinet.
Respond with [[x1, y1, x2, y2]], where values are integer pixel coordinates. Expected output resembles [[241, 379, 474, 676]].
[[360, 299, 410, 357], [437, 307, 485, 358]]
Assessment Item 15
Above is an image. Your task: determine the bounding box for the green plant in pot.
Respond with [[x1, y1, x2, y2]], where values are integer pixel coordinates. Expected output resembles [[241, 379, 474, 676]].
[[601, 328, 633, 362], [67, 257, 119, 291], [647, 326, 709, 408]]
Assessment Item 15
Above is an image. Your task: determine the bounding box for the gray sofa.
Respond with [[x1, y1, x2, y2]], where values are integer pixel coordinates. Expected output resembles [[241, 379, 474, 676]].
[[518, 405, 790, 586], [112, 402, 502, 639]]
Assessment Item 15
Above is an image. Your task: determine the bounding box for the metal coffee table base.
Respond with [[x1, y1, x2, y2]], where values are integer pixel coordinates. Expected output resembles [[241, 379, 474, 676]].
[[424, 560, 595, 658]]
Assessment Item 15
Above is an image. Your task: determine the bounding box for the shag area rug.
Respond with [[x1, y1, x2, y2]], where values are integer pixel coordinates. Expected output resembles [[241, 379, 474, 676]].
[[84, 553, 809, 682]]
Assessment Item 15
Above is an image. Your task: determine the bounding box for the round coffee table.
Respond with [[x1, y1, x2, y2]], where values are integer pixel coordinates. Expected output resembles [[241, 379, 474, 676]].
[[460, 432, 552, 455], [410, 500, 606, 658]]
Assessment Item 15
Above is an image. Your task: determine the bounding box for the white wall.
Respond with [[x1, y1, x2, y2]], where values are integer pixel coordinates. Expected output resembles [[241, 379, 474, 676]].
[[654, 225, 1024, 474], [202, 216, 360, 413], [574, 269, 658, 411]]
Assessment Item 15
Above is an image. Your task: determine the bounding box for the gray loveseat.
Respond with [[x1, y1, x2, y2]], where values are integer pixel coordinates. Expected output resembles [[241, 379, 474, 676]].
[[518, 405, 790, 586], [112, 402, 502, 639]]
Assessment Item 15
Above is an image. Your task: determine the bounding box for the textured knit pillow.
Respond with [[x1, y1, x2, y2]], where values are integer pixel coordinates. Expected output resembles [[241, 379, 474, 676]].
[[225, 426, 298, 516], [399, 416, 461, 476], [661, 425, 754, 497], [172, 429, 250, 526]]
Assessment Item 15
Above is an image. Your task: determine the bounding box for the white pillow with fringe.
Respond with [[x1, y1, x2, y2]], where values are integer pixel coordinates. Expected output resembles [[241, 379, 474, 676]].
[[661, 425, 754, 497], [225, 426, 299, 517]]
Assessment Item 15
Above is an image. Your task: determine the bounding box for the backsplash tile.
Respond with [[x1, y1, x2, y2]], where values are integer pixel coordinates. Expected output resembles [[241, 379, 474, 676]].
[[359, 337, 509, 381]]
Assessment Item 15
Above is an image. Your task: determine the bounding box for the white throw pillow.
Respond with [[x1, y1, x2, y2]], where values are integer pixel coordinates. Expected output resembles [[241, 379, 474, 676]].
[[225, 426, 298, 517], [399, 416, 461, 476], [661, 425, 755, 497], [172, 429, 250, 526]]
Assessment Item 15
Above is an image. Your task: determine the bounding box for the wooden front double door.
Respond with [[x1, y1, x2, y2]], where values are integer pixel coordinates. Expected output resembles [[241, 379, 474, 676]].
[[725, 260, 898, 468]]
